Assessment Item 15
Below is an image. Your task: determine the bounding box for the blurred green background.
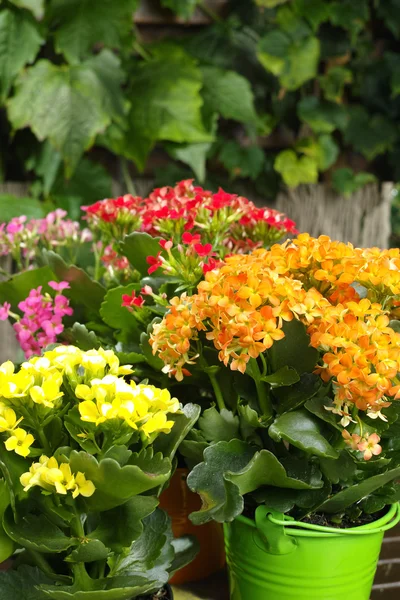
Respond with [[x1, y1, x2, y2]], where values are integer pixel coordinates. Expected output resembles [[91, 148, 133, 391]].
[[1, 0, 400, 237]]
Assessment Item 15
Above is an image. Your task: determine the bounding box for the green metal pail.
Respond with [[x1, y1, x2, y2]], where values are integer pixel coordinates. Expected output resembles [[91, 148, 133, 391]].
[[224, 503, 400, 600]]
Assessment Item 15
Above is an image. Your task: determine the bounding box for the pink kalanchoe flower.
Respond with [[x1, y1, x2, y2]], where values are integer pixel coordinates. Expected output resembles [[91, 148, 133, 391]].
[[357, 433, 382, 461], [48, 281, 70, 292], [0, 302, 10, 321]]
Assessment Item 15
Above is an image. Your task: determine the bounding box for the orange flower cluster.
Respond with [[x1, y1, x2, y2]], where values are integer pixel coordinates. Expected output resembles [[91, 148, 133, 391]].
[[150, 234, 400, 425]]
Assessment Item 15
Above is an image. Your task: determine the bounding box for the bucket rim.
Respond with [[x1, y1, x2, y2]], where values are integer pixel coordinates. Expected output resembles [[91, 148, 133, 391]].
[[234, 502, 400, 538]]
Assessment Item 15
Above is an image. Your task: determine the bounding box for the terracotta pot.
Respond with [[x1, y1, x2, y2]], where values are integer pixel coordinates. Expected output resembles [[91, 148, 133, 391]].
[[159, 468, 225, 585]]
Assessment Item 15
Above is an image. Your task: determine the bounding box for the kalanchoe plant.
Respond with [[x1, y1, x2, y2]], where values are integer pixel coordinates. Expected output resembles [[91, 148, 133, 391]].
[[0, 345, 199, 598], [150, 234, 400, 526], [0, 181, 295, 372]]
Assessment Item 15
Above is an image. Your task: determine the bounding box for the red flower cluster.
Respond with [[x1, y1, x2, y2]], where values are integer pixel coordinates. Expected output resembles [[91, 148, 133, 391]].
[[82, 180, 297, 256]]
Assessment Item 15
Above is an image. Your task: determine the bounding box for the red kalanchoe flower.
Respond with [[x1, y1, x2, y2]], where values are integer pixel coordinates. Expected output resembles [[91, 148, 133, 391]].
[[194, 243, 213, 257], [146, 252, 163, 274], [122, 290, 145, 309], [202, 258, 222, 274], [182, 232, 201, 245]]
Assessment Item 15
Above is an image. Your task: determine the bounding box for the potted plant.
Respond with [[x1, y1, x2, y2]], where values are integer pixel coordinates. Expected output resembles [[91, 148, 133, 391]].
[[0, 343, 200, 599], [150, 233, 400, 600], [0, 180, 296, 584]]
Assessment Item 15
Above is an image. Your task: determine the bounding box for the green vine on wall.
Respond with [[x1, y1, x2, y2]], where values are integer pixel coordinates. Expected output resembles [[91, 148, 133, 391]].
[[0, 0, 400, 213]]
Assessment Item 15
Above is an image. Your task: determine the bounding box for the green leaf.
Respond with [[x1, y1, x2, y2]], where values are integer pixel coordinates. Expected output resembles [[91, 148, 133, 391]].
[[262, 366, 300, 387], [121, 46, 212, 170], [62, 323, 100, 351], [267, 319, 318, 374], [8, 52, 125, 175], [296, 135, 339, 171], [319, 66, 353, 103], [218, 142, 265, 180], [0, 266, 54, 311], [269, 409, 339, 458], [320, 467, 400, 513], [294, 0, 331, 31], [66, 539, 109, 563], [140, 331, 165, 371], [121, 232, 163, 277], [89, 496, 158, 553], [170, 536, 199, 576], [227, 449, 323, 494], [0, 195, 45, 221], [273, 373, 322, 414], [298, 97, 347, 133], [305, 395, 342, 430], [258, 33, 320, 90], [332, 168, 377, 197], [51, 0, 139, 63], [42, 251, 106, 319], [3, 507, 77, 553], [8, 0, 44, 19], [0, 442, 27, 517], [319, 452, 356, 484], [187, 439, 256, 524], [166, 141, 212, 183], [329, 0, 369, 39], [69, 450, 172, 510], [200, 66, 258, 125], [100, 283, 142, 339], [160, 0, 198, 19], [344, 106, 396, 160], [152, 403, 201, 463], [274, 149, 318, 187], [0, 10, 43, 101], [0, 565, 52, 600], [377, 0, 400, 38], [198, 407, 240, 442]]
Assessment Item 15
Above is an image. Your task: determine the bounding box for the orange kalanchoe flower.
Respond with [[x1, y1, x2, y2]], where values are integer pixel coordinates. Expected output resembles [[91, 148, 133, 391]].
[[150, 235, 400, 439]]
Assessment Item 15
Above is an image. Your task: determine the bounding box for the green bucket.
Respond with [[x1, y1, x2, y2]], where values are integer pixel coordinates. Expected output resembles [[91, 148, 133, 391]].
[[224, 503, 400, 600]]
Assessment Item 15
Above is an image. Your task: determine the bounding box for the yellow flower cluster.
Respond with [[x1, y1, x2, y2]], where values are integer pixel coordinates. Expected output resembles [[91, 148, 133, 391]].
[[20, 455, 95, 498], [77, 375, 180, 437]]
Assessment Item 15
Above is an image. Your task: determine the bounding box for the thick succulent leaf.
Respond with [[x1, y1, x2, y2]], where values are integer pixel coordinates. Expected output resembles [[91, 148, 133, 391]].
[[267, 319, 318, 374], [69, 450, 171, 510], [227, 449, 323, 495], [66, 539, 109, 563], [120, 232, 163, 277], [200, 66, 258, 124], [198, 407, 240, 443], [187, 440, 257, 524], [42, 251, 106, 319], [88, 495, 158, 553], [51, 0, 139, 63], [3, 507, 77, 553], [0, 10, 43, 101], [320, 467, 400, 513], [8, 52, 125, 175], [61, 323, 101, 351], [100, 283, 143, 342], [262, 366, 300, 387], [0, 565, 52, 600], [305, 395, 342, 430], [0, 267, 54, 312], [274, 373, 322, 414], [269, 409, 338, 458], [170, 536, 199, 575], [152, 403, 200, 463], [0, 442, 28, 515], [39, 581, 154, 600]]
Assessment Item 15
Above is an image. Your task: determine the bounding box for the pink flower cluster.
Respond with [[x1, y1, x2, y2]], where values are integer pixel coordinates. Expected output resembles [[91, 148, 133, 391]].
[[82, 180, 297, 257], [0, 281, 73, 358], [0, 209, 92, 268]]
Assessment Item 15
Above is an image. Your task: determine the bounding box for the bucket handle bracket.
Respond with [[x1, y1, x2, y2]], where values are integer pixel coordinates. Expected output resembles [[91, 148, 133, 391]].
[[255, 506, 297, 555]]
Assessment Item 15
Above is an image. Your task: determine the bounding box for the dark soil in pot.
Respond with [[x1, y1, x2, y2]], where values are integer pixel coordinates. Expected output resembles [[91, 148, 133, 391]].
[[137, 584, 173, 600]]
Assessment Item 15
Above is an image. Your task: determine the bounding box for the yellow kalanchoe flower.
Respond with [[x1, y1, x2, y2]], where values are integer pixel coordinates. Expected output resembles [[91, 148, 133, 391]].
[[20, 455, 95, 499], [5, 428, 34, 457], [0, 406, 22, 432], [29, 372, 64, 409]]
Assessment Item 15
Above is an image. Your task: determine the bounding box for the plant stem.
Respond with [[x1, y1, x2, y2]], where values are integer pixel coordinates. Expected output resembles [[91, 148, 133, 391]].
[[28, 550, 55, 575], [249, 358, 273, 421], [37, 426, 51, 455], [121, 158, 137, 196], [208, 370, 226, 411]]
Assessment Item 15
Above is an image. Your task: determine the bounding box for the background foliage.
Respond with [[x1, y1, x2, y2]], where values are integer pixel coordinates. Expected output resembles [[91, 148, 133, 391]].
[[1, 0, 400, 217]]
